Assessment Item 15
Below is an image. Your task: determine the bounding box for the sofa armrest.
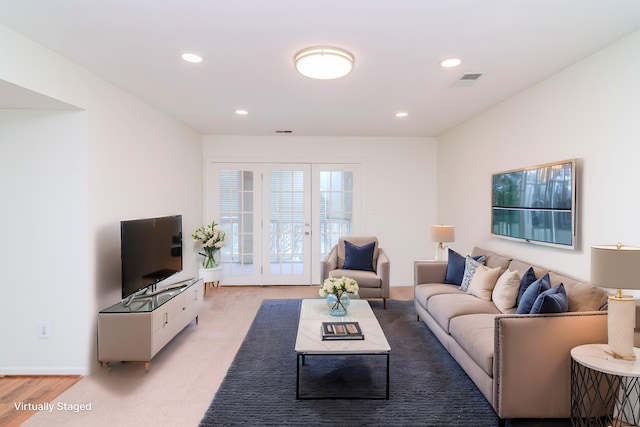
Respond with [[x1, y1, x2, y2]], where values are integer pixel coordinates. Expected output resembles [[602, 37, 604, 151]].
[[320, 245, 338, 284], [414, 260, 447, 285], [376, 248, 390, 298], [493, 311, 608, 419]]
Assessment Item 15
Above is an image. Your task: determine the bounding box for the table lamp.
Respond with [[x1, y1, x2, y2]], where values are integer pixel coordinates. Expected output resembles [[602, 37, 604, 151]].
[[429, 225, 455, 261], [591, 244, 640, 361]]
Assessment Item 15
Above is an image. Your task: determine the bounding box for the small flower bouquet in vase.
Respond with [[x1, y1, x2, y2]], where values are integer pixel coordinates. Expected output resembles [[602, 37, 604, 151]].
[[319, 276, 359, 316], [192, 220, 226, 284]]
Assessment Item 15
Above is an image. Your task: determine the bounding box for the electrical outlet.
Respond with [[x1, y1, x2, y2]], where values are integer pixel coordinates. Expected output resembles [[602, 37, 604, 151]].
[[38, 321, 51, 339]]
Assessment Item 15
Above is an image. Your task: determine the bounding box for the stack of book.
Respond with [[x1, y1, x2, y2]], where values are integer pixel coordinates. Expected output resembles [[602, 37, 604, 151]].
[[321, 321, 364, 340]]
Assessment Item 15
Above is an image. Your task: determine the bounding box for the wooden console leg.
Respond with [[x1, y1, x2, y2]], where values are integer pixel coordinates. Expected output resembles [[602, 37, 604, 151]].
[[145, 362, 149, 373]]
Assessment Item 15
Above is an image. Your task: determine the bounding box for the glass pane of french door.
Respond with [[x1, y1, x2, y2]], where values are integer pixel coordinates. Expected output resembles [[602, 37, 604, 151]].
[[319, 170, 354, 259], [206, 163, 262, 285], [262, 165, 311, 285], [311, 164, 361, 284]]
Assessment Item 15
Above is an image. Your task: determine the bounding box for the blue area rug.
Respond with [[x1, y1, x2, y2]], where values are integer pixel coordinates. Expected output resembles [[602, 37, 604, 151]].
[[199, 298, 506, 426]]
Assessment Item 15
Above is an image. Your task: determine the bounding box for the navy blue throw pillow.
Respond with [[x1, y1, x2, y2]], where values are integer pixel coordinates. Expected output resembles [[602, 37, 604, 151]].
[[516, 273, 551, 314], [516, 267, 538, 305], [444, 249, 484, 286], [530, 284, 568, 314], [444, 249, 466, 285], [343, 240, 375, 271]]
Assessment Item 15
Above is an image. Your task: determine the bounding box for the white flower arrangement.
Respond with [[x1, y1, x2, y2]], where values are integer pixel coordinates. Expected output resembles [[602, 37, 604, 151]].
[[192, 220, 226, 268], [319, 276, 359, 297]]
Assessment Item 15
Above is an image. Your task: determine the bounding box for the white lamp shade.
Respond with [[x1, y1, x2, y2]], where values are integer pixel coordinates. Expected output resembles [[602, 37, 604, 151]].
[[591, 245, 640, 291], [429, 225, 455, 243]]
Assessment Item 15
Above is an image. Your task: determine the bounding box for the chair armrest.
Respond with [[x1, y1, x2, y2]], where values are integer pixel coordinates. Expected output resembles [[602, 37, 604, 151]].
[[493, 311, 608, 419], [320, 245, 338, 284], [376, 248, 390, 298], [414, 260, 447, 285]]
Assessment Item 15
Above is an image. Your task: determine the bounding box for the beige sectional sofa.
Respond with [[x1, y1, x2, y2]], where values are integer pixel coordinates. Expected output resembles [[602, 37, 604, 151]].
[[414, 247, 609, 422]]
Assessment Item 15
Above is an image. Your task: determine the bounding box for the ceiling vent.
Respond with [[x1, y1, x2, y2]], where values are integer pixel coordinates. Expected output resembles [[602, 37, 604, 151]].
[[275, 130, 293, 134], [460, 73, 483, 81]]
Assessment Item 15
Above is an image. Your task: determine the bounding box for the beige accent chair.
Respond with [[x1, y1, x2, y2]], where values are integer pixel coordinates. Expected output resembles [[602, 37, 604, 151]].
[[321, 236, 390, 308]]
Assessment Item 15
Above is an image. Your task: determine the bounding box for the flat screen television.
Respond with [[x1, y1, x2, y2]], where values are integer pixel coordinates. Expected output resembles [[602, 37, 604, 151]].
[[120, 215, 183, 299], [491, 159, 576, 249]]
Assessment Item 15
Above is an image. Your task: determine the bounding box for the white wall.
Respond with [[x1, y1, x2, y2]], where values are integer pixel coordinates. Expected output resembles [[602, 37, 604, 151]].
[[0, 26, 203, 374], [0, 110, 89, 373], [203, 135, 438, 285], [437, 30, 640, 281]]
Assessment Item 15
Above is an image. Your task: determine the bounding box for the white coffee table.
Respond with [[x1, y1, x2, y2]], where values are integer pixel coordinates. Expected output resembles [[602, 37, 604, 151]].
[[294, 298, 391, 399]]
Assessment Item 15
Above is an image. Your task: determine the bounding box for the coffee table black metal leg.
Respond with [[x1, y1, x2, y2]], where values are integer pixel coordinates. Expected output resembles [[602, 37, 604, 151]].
[[296, 353, 301, 399], [386, 353, 390, 400], [297, 352, 390, 400]]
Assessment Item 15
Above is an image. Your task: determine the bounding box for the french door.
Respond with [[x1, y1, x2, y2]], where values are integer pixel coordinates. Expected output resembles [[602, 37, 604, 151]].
[[206, 162, 360, 285], [262, 164, 311, 285]]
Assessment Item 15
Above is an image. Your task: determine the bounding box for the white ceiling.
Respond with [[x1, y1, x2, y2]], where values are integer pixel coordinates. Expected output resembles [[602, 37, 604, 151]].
[[2, 0, 640, 137]]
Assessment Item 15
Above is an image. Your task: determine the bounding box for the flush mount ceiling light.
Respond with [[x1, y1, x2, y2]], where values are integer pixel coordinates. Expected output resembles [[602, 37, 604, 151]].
[[294, 46, 354, 80]]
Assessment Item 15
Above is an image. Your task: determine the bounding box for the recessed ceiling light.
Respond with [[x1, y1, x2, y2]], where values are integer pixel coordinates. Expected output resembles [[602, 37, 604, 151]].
[[440, 58, 462, 68], [294, 46, 354, 80], [395, 112, 408, 118], [235, 109, 248, 116], [182, 53, 203, 63]]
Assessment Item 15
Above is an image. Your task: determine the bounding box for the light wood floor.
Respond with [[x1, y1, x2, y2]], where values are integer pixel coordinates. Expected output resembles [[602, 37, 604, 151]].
[[6, 285, 414, 426], [0, 376, 81, 427]]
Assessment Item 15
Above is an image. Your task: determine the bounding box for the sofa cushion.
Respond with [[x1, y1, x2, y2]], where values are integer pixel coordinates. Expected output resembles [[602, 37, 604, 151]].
[[449, 314, 496, 377], [328, 269, 380, 288], [516, 273, 551, 314], [508, 259, 548, 281], [492, 269, 522, 313], [467, 265, 502, 301], [460, 256, 486, 292], [428, 293, 501, 333], [343, 240, 375, 272], [471, 247, 512, 270], [549, 272, 609, 312], [414, 283, 462, 312], [530, 283, 568, 314]]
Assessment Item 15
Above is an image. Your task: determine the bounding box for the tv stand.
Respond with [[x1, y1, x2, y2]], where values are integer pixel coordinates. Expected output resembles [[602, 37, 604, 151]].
[[98, 278, 203, 372]]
